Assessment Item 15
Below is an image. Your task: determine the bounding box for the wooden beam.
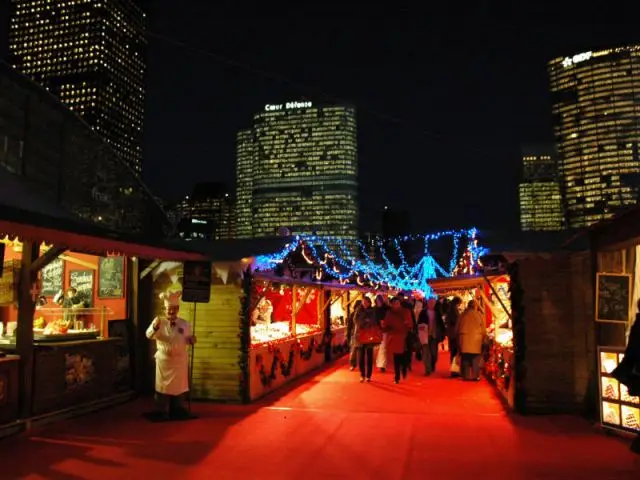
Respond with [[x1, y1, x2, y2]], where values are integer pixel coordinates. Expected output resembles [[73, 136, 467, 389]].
[[30, 245, 66, 274], [59, 253, 96, 270], [139, 260, 161, 280], [482, 275, 512, 321], [294, 287, 313, 316], [17, 241, 39, 418]]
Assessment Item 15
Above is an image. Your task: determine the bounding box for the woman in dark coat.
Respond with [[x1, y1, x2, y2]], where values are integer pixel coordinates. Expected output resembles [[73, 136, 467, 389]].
[[446, 297, 463, 367], [347, 300, 363, 371]]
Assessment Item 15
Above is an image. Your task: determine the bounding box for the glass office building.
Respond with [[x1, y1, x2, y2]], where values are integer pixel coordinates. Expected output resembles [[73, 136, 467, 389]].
[[236, 102, 358, 245], [548, 44, 640, 229], [9, 0, 146, 173], [173, 182, 236, 241], [518, 145, 565, 231]]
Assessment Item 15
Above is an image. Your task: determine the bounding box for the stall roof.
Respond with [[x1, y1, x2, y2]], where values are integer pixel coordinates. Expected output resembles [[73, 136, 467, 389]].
[[0, 168, 206, 261], [481, 229, 588, 253], [175, 237, 294, 262]]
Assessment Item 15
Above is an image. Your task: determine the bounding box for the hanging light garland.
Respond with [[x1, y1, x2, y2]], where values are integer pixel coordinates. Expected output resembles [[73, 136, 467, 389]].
[[254, 228, 488, 296]]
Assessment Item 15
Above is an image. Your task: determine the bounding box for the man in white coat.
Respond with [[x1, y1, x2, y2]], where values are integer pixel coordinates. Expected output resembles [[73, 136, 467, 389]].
[[146, 291, 196, 419]]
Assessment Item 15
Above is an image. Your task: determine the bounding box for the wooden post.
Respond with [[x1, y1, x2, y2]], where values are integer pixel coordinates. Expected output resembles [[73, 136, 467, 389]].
[[324, 289, 331, 362], [291, 285, 297, 336], [128, 257, 141, 392], [16, 241, 39, 419]]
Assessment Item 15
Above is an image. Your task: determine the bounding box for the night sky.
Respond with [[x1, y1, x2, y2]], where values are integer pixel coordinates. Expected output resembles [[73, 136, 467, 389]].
[[2, 3, 639, 234]]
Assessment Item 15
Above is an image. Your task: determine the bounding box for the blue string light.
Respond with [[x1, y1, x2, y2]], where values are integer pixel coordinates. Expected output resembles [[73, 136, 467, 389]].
[[253, 228, 487, 295]]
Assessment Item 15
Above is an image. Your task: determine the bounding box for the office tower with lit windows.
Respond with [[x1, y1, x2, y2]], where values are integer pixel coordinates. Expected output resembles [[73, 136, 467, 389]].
[[236, 101, 358, 245], [548, 44, 640, 229], [236, 130, 254, 239], [8, 0, 146, 173], [518, 145, 566, 231], [173, 182, 236, 241]]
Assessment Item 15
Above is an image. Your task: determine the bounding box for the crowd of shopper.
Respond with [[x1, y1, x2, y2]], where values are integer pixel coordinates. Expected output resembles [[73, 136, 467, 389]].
[[347, 292, 487, 384]]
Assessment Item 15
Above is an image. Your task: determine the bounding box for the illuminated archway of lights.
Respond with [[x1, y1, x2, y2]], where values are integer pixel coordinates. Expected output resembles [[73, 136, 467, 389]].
[[255, 228, 488, 297]]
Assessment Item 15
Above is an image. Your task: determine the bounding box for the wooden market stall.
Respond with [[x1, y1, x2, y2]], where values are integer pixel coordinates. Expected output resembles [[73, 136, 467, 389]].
[[143, 239, 378, 403], [428, 272, 516, 408], [588, 208, 640, 435], [0, 172, 207, 436]]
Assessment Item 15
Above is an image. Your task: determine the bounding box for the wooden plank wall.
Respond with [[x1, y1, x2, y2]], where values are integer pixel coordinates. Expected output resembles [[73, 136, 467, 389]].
[[150, 262, 243, 403], [518, 252, 595, 414], [181, 283, 242, 403]]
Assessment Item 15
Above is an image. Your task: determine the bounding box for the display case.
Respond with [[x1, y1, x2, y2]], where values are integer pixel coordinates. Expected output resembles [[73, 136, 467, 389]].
[[32, 307, 112, 342], [598, 347, 640, 433], [250, 281, 322, 346]]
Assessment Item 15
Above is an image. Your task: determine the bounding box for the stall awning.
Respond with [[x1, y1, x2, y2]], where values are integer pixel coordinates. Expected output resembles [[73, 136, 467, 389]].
[[428, 274, 507, 294], [0, 216, 206, 261]]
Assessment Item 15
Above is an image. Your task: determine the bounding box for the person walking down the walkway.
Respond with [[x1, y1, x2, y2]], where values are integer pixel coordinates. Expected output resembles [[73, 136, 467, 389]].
[[446, 297, 463, 371], [347, 300, 363, 371], [353, 297, 378, 383], [457, 299, 486, 381], [146, 291, 197, 420], [418, 297, 445, 375], [613, 298, 640, 454], [374, 294, 390, 373], [397, 292, 418, 370], [382, 297, 412, 384]]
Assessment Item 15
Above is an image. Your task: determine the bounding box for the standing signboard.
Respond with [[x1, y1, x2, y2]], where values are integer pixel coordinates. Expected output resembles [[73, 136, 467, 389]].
[[182, 261, 211, 303]]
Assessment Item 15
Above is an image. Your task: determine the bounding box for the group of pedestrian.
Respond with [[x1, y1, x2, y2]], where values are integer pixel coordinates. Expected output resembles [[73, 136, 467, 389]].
[[347, 292, 488, 384]]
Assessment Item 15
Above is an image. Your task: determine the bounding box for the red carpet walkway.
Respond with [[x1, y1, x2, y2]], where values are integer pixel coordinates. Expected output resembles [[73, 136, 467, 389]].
[[1, 355, 639, 479]]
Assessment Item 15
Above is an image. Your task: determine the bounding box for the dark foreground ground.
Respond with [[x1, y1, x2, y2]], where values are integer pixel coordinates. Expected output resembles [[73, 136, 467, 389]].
[[0, 354, 638, 479]]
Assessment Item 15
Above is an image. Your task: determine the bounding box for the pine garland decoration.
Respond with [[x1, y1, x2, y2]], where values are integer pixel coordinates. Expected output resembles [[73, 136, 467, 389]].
[[239, 266, 253, 403]]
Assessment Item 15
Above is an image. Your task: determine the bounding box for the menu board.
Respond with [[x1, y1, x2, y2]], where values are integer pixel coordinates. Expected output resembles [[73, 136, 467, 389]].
[[98, 256, 124, 298], [41, 258, 64, 297], [596, 273, 631, 323], [598, 347, 640, 433], [70, 270, 94, 307]]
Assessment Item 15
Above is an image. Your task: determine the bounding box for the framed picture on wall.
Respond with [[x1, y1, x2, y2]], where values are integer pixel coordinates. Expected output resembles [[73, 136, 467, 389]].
[[98, 256, 124, 299]]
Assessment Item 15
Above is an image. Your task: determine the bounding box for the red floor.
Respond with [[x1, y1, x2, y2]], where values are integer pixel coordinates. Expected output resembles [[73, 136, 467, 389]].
[[1, 354, 639, 479]]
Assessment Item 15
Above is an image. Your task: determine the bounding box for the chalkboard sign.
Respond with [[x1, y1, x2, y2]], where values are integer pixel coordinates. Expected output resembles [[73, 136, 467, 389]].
[[70, 270, 94, 307], [596, 273, 631, 323], [98, 256, 124, 299], [41, 258, 64, 297], [182, 261, 211, 303]]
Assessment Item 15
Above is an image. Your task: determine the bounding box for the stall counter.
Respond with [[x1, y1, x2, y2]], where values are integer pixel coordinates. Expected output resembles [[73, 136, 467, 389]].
[[249, 330, 326, 401], [32, 338, 131, 416], [0, 355, 19, 425]]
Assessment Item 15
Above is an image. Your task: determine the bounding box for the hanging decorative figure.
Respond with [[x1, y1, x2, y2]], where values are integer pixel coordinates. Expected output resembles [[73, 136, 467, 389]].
[[146, 291, 197, 420]]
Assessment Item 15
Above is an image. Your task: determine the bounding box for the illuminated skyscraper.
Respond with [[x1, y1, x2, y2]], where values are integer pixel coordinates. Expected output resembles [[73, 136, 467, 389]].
[[8, 0, 146, 173], [236, 129, 254, 239], [173, 182, 236, 241], [548, 44, 640, 229], [236, 101, 358, 244], [518, 145, 565, 231]]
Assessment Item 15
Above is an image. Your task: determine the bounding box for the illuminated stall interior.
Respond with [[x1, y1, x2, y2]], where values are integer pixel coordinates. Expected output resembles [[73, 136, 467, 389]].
[[250, 278, 322, 346], [592, 245, 640, 434], [430, 274, 514, 403], [0, 237, 126, 345]]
